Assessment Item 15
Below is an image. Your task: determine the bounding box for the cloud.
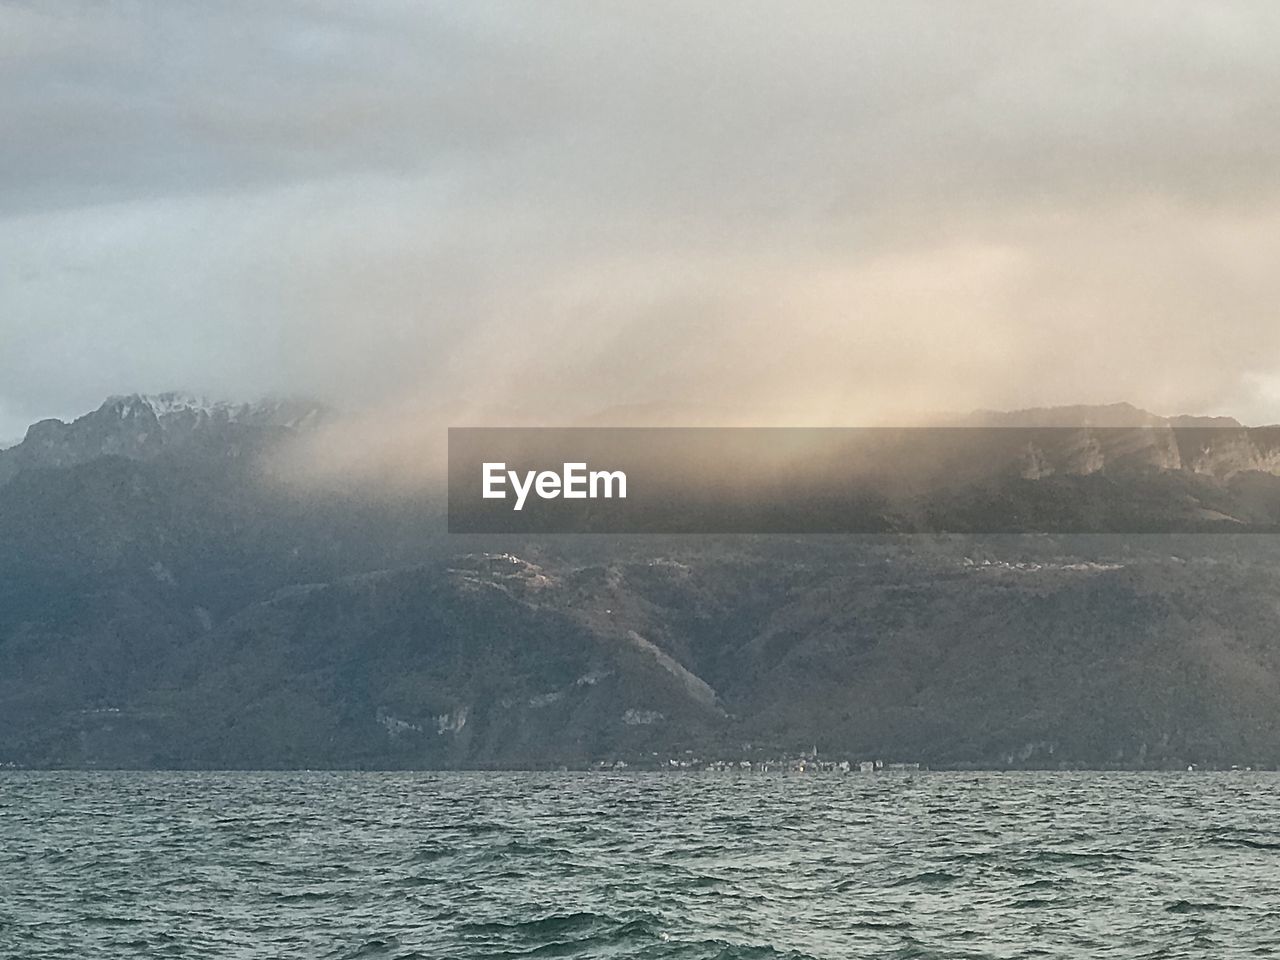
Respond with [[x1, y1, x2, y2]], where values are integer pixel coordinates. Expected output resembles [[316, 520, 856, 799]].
[[3, 0, 1280, 467]]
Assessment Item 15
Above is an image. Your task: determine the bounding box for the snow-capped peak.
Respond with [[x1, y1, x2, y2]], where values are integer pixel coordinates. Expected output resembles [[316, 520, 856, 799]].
[[137, 392, 227, 418], [103, 392, 328, 429]]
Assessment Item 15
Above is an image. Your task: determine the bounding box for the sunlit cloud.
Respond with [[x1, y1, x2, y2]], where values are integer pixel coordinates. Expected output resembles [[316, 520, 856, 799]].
[[4, 0, 1280, 482]]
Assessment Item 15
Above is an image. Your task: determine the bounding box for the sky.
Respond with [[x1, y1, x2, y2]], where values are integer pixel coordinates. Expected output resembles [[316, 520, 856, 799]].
[[4, 1, 1280, 447]]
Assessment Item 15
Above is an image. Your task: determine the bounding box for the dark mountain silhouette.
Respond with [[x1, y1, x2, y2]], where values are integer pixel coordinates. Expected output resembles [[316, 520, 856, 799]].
[[4, 397, 1280, 769]]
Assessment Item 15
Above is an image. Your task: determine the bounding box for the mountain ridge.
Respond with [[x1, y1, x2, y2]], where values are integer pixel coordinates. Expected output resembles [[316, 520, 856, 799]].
[[5, 395, 1280, 769], [0, 392, 329, 488]]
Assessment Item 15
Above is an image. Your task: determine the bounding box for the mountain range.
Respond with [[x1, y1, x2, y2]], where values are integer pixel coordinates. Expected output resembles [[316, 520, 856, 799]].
[[4, 394, 1280, 769]]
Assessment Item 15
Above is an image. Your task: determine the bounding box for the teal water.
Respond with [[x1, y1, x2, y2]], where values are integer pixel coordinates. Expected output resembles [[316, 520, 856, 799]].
[[2, 771, 1278, 958]]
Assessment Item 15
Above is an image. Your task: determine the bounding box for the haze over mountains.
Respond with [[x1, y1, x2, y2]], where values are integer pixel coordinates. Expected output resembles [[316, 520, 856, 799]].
[[4, 394, 1280, 770]]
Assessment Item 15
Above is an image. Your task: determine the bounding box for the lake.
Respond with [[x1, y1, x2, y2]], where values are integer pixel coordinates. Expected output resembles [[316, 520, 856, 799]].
[[3, 771, 1277, 958]]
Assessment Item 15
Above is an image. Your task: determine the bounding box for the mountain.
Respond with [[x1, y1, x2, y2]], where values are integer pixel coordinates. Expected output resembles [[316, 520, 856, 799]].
[[955, 402, 1280, 481], [4, 397, 1280, 769], [0, 392, 329, 488]]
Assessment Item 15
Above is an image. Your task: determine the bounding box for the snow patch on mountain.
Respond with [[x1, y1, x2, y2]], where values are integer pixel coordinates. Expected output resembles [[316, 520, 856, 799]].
[[103, 392, 328, 429]]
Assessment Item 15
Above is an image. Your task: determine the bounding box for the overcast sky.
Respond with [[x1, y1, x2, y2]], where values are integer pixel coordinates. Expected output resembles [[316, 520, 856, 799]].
[[4, 1, 1280, 444]]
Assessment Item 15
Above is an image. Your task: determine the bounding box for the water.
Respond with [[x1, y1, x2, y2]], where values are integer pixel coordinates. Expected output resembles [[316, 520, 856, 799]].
[[3, 771, 1278, 959]]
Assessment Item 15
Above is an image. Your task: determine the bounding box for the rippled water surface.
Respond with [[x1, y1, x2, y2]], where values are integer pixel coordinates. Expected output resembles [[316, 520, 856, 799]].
[[3, 771, 1280, 959]]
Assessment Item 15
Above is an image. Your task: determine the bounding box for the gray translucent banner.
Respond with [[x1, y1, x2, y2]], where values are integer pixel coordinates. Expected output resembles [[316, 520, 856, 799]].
[[448, 426, 1280, 534]]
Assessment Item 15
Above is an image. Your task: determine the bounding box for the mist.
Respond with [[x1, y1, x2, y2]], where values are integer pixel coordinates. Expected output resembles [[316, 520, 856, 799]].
[[4, 1, 1280, 462]]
